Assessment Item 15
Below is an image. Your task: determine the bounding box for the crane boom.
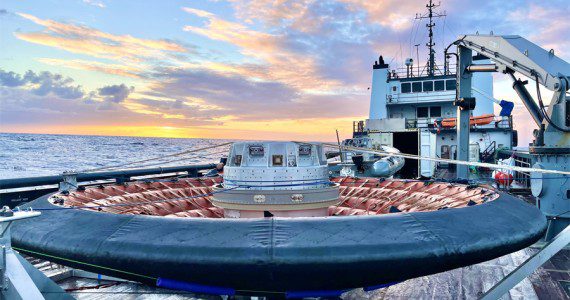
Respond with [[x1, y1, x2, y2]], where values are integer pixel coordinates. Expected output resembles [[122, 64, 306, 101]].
[[456, 35, 570, 91]]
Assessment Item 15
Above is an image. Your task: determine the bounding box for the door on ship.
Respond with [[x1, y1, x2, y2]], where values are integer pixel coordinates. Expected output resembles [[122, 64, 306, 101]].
[[392, 131, 419, 178]]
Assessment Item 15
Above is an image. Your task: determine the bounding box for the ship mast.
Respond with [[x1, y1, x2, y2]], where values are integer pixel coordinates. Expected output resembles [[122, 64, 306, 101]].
[[415, 0, 446, 77]]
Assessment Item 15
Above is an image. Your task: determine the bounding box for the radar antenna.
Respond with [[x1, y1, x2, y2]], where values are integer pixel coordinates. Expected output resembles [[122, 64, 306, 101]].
[[415, 0, 446, 76]]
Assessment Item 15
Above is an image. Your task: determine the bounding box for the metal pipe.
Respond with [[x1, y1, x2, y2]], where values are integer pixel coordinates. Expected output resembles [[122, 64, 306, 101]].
[[0, 164, 216, 190], [509, 73, 544, 126], [466, 64, 498, 72], [481, 225, 570, 300]]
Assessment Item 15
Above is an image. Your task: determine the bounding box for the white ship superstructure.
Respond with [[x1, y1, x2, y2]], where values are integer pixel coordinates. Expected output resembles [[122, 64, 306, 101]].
[[352, 3, 515, 178]]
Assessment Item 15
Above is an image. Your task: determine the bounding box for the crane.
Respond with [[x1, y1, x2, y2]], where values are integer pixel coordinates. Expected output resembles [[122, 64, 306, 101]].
[[450, 34, 570, 299], [451, 34, 570, 238]]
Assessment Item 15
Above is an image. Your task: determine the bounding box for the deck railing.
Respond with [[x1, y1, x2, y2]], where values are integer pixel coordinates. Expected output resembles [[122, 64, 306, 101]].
[[389, 63, 457, 79]]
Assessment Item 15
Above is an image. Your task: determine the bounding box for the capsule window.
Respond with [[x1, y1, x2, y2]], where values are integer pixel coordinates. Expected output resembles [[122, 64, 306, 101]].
[[299, 144, 312, 156], [248, 145, 264, 156], [234, 155, 242, 166], [272, 155, 283, 166]]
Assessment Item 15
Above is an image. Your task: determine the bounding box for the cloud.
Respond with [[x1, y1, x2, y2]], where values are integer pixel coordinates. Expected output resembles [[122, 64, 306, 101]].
[[82, 0, 105, 8], [228, 0, 422, 32], [0, 69, 84, 99], [37, 58, 144, 79], [0, 9, 8, 15], [0, 69, 136, 107], [15, 13, 188, 63], [0, 69, 180, 129], [505, 4, 570, 57], [182, 7, 342, 93], [5, 1, 569, 142], [0, 70, 27, 87], [144, 67, 365, 121], [97, 84, 134, 103]]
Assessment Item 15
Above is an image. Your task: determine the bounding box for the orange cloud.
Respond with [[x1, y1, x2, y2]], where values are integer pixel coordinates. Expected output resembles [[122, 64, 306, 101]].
[[339, 0, 422, 30], [37, 58, 143, 79], [228, 0, 420, 32], [16, 13, 187, 63], [182, 7, 341, 93]]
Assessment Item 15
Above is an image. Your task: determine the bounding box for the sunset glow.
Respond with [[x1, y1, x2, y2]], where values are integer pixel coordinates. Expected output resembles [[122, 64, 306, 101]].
[[1, 1, 569, 143]]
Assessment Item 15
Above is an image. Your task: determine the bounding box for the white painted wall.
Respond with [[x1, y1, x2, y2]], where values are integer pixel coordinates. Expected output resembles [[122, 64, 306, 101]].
[[472, 58, 495, 116]]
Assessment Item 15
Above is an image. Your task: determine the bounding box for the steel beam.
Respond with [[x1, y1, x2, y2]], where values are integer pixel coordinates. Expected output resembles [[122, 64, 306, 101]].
[[456, 45, 473, 179], [480, 225, 570, 300]]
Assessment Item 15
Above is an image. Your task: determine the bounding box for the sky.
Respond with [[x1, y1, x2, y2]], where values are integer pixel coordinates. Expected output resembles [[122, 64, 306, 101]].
[[0, 0, 569, 143]]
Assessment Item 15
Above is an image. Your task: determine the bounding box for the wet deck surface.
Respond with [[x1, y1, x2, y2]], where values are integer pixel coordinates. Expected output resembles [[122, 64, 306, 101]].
[[26, 248, 569, 299], [345, 248, 570, 300]]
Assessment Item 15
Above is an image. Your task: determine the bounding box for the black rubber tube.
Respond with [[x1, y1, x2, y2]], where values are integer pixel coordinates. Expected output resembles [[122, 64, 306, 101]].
[[12, 191, 546, 293]]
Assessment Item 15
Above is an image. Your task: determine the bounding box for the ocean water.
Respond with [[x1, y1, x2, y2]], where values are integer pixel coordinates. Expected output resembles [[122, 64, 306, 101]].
[[0, 133, 233, 179]]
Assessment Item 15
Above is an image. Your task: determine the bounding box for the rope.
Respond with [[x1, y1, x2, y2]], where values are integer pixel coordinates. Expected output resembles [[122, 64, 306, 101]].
[[113, 149, 228, 171], [318, 142, 570, 177], [13, 247, 157, 280], [80, 142, 232, 173]]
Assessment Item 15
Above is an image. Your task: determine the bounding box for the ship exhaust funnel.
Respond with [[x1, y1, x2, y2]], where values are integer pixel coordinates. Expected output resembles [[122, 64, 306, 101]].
[[369, 56, 389, 120]]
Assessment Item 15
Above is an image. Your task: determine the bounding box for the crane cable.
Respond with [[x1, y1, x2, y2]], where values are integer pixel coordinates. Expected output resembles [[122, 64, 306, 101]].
[[79, 142, 232, 173], [535, 74, 570, 133], [112, 149, 229, 171]]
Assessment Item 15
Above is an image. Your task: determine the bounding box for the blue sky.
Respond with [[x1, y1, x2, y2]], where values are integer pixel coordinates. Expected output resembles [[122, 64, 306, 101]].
[[0, 0, 569, 142]]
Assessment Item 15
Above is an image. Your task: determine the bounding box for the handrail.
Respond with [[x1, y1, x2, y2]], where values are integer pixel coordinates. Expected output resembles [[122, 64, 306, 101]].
[[483, 141, 497, 156], [0, 164, 217, 190]]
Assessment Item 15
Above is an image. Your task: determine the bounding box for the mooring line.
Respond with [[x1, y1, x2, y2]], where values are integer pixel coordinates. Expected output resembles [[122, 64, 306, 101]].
[[80, 142, 232, 173]]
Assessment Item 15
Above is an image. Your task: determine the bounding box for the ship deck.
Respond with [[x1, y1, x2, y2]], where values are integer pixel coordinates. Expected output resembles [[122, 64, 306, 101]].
[[25, 248, 570, 299]]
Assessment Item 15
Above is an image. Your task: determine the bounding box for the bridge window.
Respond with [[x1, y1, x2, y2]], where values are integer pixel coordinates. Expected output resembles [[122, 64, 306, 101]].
[[423, 81, 433, 92], [446, 79, 456, 90], [430, 106, 441, 117], [401, 83, 411, 93], [417, 107, 429, 118], [412, 82, 422, 92], [434, 80, 445, 91]]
